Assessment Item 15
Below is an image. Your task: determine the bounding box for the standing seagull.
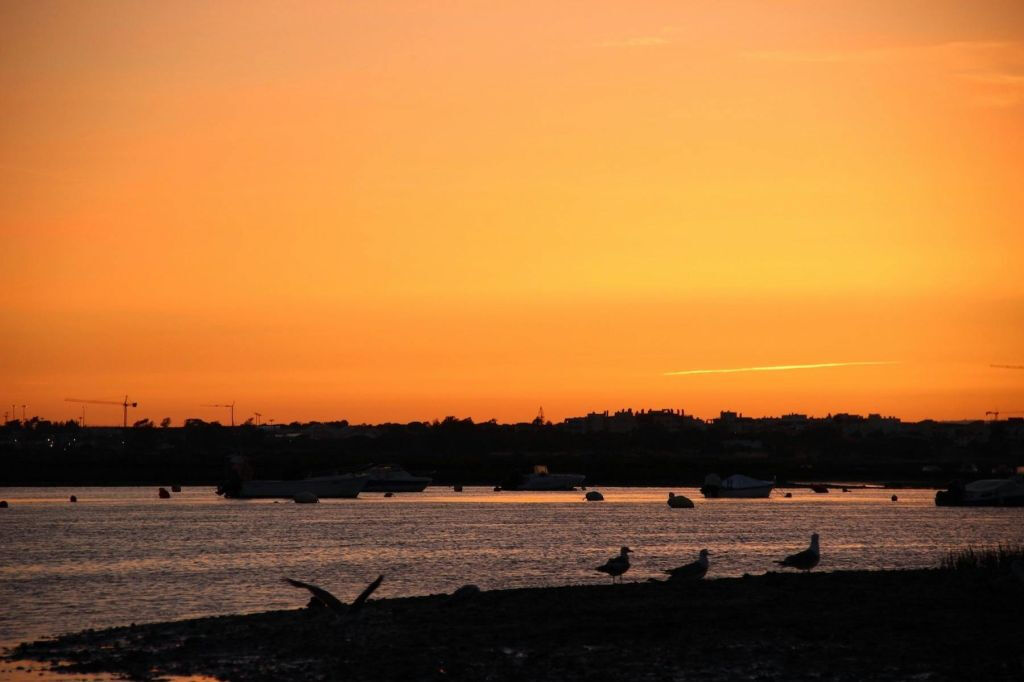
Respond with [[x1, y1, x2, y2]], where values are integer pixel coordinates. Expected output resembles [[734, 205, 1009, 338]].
[[664, 549, 710, 581], [775, 533, 820, 572], [596, 547, 633, 583]]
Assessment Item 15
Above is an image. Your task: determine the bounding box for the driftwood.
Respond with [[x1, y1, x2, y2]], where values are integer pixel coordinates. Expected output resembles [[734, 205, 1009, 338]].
[[282, 574, 385, 618]]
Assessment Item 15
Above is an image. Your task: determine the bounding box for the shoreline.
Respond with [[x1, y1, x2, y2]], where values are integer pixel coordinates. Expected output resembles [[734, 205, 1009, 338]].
[[8, 568, 1022, 681]]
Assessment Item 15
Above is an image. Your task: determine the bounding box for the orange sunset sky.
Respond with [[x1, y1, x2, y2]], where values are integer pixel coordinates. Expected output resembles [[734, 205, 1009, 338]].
[[2, 1, 1023, 426]]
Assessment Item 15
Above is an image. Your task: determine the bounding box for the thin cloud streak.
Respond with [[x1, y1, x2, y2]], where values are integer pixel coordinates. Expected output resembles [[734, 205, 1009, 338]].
[[665, 361, 899, 377]]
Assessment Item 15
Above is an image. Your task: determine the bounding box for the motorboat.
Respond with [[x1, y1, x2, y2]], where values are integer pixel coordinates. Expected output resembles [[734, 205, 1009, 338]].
[[935, 475, 1024, 507], [223, 473, 369, 499], [700, 473, 773, 498], [361, 464, 432, 493], [501, 465, 586, 491]]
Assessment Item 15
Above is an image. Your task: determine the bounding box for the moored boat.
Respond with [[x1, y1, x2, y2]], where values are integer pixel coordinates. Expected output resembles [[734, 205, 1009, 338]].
[[226, 474, 369, 499], [501, 465, 586, 491], [361, 464, 432, 493], [935, 475, 1024, 507], [700, 473, 773, 499]]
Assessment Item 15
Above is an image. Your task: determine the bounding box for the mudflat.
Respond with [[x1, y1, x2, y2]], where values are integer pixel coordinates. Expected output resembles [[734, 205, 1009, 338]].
[[8, 569, 1023, 681]]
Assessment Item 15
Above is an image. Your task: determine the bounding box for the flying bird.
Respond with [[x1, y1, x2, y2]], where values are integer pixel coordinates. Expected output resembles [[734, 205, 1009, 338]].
[[596, 546, 632, 583], [664, 549, 710, 581], [775, 533, 820, 572], [282, 574, 384, 617]]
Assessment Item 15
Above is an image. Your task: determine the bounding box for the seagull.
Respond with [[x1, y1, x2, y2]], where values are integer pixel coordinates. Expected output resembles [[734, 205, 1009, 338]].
[[664, 549, 710, 581], [596, 546, 632, 583], [775, 533, 820, 572], [282, 574, 384, 617]]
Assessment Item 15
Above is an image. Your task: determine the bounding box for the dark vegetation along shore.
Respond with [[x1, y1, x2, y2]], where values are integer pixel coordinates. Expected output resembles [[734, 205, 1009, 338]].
[[2, 413, 1022, 486], [8, 551, 1024, 682]]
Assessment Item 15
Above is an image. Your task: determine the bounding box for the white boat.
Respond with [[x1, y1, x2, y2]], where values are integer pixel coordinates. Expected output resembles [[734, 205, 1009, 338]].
[[935, 474, 1024, 507], [700, 473, 773, 499], [362, 465, 432, 493], [227, 474, 369, 499], [503, 465, 586, 491]]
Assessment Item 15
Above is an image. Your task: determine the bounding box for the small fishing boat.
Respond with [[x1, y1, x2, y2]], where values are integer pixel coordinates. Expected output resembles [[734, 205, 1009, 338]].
[[500, 465, 586, 491], [935, 475, 1024, 507], [700, 473, 773, 499], [360, 464, 432, 493]]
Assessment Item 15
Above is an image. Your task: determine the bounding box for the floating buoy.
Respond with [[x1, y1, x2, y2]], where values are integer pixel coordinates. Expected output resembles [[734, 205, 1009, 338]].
[[891, 494, 898, 502], [0, 500, 7, 508], [171, 485, 182, 493], [69, 495, 77, 503], [293, 491, 319, 504], [493, 486, 501, 492], [585, 490, 604, 501], [784, 492, 793, 498], [667, 492, 694, 508], [453, 484, 463, 492], [842, 487, 850, 493], [158, 488, 171, 499], [383, 492, 394, 498]]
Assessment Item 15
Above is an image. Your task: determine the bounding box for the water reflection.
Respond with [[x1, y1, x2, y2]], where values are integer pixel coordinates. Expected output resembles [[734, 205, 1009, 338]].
[[1, 486, 1021, 647]]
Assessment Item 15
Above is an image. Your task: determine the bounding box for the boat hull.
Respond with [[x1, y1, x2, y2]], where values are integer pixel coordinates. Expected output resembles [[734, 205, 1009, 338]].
[[363, 478, 431, 493], [230, 475, 368, 499], [700, 485, 773, 499]]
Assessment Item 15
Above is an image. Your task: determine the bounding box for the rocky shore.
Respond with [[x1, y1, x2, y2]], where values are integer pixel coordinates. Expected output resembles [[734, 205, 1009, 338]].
[[8, 568, 1023, 681]]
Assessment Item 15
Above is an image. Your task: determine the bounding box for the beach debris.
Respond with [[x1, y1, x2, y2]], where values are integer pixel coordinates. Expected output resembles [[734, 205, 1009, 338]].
[[585, 491, 604, 501], [667, 492, 694, 508], [158, 488, 171, 499], [664, 549, 710, 581], [283, 574, 384, 617], [449, 584, 481, 604], [69, 495, 77, 503], [596, 547, 632, 583], [775, 533, 820, 572], [293, 491, 319, 504]]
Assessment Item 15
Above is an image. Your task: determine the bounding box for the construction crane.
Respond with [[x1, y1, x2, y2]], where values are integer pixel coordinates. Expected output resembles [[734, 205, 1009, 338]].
[[65, 396, 138, 427], [201, 401, 236, 426], [986, 410, 1024, 421]]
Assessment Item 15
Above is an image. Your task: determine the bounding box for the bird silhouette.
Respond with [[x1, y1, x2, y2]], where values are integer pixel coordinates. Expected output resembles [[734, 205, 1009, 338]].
[[664, 549, 710, 581], [775, 533, 820, 572], [596, 546, 632, 583], [282, 574, 384, 617]]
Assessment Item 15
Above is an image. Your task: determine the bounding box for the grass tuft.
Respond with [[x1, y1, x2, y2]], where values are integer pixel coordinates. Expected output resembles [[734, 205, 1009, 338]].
[[940, 543, 1024, 571]]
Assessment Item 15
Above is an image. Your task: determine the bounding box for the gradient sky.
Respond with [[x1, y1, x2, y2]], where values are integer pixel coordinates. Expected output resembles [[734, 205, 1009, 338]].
[[2, 1, 1023, 425]]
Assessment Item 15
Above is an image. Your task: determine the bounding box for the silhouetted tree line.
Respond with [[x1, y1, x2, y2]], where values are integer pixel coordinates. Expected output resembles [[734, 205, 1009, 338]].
[[0, 415, 1020, 486]]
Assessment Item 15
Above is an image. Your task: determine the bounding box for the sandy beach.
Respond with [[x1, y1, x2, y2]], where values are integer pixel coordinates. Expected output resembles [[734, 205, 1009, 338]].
[[7, 567, 1023, 681]]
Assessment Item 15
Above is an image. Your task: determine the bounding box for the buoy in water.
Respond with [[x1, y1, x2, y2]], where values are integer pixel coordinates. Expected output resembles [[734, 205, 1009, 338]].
[[891, 494, 898, 502], [171, 485, 182, 493], [493, 486, 501, 492], [293, 491, 319, 504], [453, 484, 463, 492], [784, 492, 793, 498], [69, 495, 77, 503], [585, 490, 604, 501], [384, 492, 394, 498], [158, 488, 171, 499]]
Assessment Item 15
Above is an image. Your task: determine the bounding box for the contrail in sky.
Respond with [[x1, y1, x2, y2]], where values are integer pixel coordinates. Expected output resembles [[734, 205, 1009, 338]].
[[991, 364, 1024, 370], [664, 361, 899, 376]]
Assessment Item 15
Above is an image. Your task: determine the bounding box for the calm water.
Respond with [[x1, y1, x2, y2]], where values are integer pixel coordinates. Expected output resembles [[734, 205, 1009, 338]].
[[1, 485, 1022, 648]]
